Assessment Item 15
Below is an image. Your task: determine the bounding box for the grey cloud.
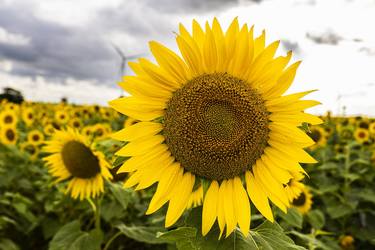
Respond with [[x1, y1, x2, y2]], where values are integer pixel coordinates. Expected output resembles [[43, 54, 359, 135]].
[[0, 0, 245, 85]]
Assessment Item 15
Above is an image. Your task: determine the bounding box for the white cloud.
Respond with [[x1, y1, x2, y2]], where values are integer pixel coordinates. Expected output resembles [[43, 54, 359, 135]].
[[0, 26, 30, 46], [0, 73, 120, 105]]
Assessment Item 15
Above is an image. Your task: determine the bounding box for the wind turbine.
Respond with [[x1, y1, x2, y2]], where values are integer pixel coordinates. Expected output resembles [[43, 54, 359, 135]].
[[111, 43, 143, 78]]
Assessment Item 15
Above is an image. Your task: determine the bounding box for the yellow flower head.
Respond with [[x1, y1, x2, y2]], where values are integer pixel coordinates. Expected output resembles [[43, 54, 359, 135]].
[[110, 18, 321, 237], [43, 128, 112, 200], [354, 128, 369, 144], [27, 130, 45, 146], [0, 126, 18, 145], [0, 110, 18, 127], [291, 186, 313, 214]]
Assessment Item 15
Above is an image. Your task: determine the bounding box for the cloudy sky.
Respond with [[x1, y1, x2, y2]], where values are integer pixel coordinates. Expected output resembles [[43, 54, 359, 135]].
[[0, 0, 375, 115]]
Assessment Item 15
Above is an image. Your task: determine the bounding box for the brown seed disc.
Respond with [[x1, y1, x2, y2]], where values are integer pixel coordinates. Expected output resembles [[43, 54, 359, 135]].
[[61, 141, 101, 179], [164, 73, 269, 180]]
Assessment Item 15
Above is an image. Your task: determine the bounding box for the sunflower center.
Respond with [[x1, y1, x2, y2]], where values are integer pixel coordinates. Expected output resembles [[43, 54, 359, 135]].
[[6, 129, 15, 141], [61, 141, 100, 179], [32, 134, 40, 141], [309, 129, 321, 142], [292, 192, 306, 206], [4, 115, 13, 124], [164, 73, 269, 180]]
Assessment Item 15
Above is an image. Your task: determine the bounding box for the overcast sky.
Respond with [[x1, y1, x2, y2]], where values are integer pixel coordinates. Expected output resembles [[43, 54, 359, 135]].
[[0, 0, 374, 115]]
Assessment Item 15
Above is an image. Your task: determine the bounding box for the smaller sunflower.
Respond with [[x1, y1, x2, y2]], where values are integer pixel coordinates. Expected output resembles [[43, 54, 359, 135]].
[[339, 235, 354, 250], [0, 110, 18, 127], [308, 126, 327, 149], [43, 128, 112, 200], [20, 142, 39, 160], [55, 110, 69, 125], [0, 126, 18, 145], [369, 122, 375, 135], [27, 130, 45, 146], [69, 118, 82, 130], [22, 108, 35, 126], [291, 186, 312, 214], [284, 171, 305, 203], [354, 128, 369, 144], [44, 123, 56, 136]]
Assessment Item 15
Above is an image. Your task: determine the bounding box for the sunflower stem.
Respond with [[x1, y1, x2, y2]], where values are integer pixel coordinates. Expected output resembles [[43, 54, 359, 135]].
[[94, 197, 101, 231], [103, 231, 122, 250]]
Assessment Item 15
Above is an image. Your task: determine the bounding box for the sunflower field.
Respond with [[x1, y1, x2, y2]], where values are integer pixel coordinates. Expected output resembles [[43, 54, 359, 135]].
[[1, 18, 375, 250]]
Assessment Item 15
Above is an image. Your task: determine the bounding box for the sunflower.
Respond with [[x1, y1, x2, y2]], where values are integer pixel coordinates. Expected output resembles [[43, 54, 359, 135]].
[[0, 110, 18, 127], [340, 235, 354, 249], [284, 171, 305, 203], [308, 126, 327, 149], [20, 142, 39, 160], [27, 130, 45, 146], [69, 118, 82, 130], [0, 126, 18, 145], [354, 128, 369, 144], [369, 122, 375, 135], [44, 123, 56, 136], [55, 110, 69, 125], [43, 128, 112, 200], [22, 107, 35, 127], [291, 186, 312, 214], [110, 18, 321, 237]]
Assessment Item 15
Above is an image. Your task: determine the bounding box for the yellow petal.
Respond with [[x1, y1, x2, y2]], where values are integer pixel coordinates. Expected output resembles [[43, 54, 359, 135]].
[[139, 58, 180, 89], [119, 76, 172, 100], [229, 24, 251, 78], [225, 17, 239, 60], [165, 172, 195, 227], [202, 180, 219, 236], [203, 22, 217, 73], [149, 41, 189, 83], [223, 179, 236, 237], [245, 171, 274, 222], [192, 19, 205, 49], [265, 90, 317, 107], [111, 122, 163, 141], [261, 154, 293, 184], [265, 61, 301, 99], [115, 135, 165, 156], [233, 177, 251, 236], [147, 164, 182, 214], [117, 144, 169, 173], [217, 180, 227, 238]]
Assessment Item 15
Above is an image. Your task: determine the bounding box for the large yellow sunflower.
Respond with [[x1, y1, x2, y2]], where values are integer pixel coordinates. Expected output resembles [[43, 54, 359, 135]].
[[110, 18, 321, 237], [43, 128, 112, 200]]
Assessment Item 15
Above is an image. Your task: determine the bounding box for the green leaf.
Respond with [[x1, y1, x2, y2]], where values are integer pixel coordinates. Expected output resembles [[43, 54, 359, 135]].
[[326, 203, 353, 219], [49, 221, 102, 250], [0, 238, 19, 250], [250, 221, 306, 250], [116, 223, 169, 244], [290, 231, 335, 250], [356, 189, 375, 204], [278, 208, 303, 229], [158, 220, 305, 250], [157, 227, 198, 250], [306, 210, 325, 229], [108, 182, 134, 210]]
